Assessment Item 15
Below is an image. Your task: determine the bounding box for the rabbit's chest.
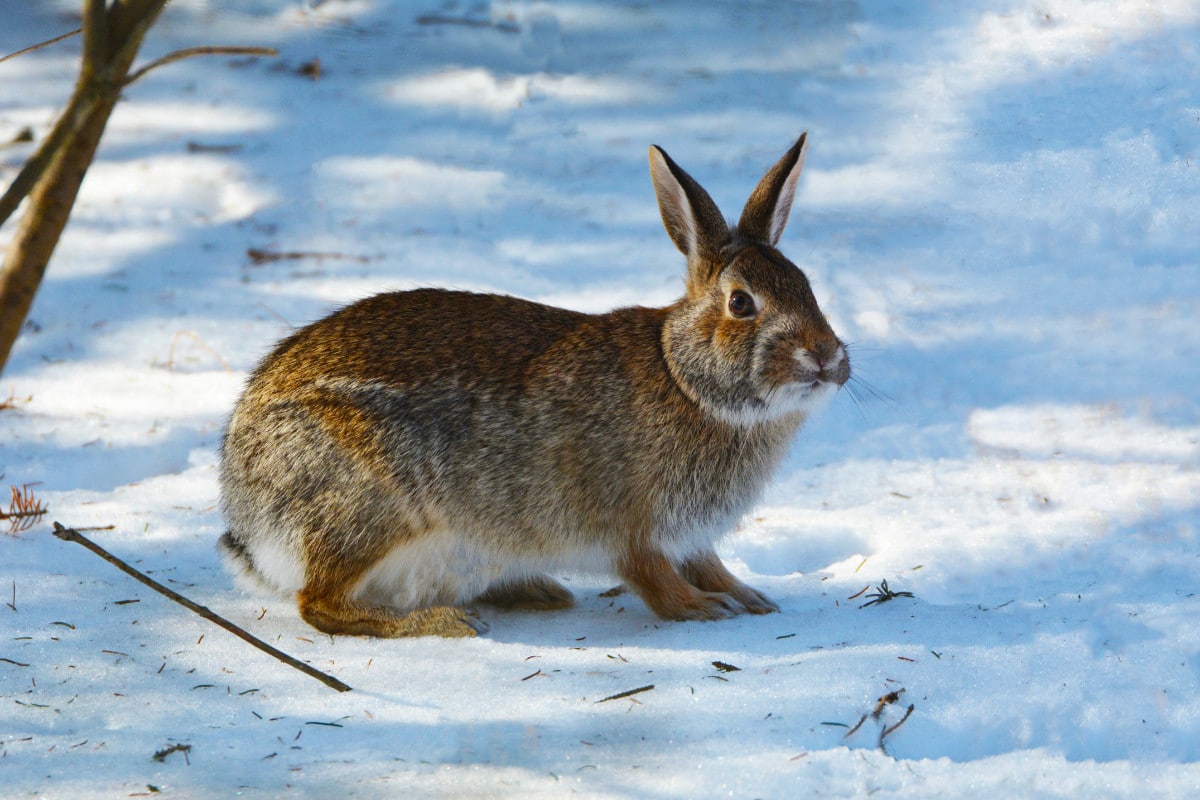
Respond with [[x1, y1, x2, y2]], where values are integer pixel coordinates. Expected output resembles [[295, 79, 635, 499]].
[[648, 442, 785, 559]]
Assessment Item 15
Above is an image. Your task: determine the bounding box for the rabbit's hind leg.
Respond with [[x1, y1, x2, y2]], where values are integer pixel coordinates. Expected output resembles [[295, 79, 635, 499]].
[[297, 532, 491, 638], [474, 574, 575, 611], [298, 587, 487, 638]]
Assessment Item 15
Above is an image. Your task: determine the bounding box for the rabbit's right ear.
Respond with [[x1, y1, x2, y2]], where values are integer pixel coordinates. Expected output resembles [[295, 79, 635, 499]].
[[649, 146, 730, 294], [737, 132, 808, 246]]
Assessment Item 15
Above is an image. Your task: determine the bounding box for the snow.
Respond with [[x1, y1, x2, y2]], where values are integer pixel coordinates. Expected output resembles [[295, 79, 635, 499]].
[[2, 0, 1199, 796]]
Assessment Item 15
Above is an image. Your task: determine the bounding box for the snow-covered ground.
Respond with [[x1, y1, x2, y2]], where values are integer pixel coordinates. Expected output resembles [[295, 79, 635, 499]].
[[2, 0, 1199, 796]]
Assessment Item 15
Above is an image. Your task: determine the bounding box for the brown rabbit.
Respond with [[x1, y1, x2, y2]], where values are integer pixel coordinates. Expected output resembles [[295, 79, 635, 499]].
[[218, 133, 849, 638]]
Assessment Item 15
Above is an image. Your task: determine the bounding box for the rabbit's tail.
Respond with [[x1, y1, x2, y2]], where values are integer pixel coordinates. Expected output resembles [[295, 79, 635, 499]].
[[218, 530, 295, 598]]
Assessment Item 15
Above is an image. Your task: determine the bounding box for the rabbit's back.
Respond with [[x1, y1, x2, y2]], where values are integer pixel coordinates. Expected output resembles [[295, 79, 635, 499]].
[[250, 289, 589, 396]]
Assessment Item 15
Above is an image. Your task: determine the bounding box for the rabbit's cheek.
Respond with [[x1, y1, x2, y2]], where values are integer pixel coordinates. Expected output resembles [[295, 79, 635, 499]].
[[760, 339, 810, 390], [710, 313, 754, 352]]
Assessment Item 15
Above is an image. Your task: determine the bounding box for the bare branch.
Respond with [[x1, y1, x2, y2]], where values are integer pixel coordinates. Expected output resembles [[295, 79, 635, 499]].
[[0, 28, 82, 66], [125, 45, 279, 85]]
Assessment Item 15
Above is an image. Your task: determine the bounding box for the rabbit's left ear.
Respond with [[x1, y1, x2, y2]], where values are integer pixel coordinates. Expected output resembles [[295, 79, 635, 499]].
[[737, 132, 808, 246], [649, 145, 730, 292]]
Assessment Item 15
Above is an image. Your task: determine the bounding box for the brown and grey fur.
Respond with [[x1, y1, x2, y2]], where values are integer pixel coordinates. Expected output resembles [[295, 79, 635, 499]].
[[218, 133, 849, 638]]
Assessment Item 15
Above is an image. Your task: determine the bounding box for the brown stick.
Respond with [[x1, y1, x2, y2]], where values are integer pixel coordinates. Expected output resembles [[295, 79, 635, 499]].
[[878, 704, 915, 752], [595, 684, 655, 704], [843, 712, 868, 738], [52, 522, 352, 693]]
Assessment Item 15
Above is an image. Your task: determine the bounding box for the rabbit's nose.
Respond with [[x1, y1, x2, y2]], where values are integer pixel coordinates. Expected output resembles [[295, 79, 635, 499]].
[[816, 342, 850, 385], [795, 338, 849, 385], [808, 339, 840, 369]]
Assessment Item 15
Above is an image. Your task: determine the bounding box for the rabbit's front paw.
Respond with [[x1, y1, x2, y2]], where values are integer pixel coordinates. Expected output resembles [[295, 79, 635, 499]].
[[727, 584, 780, 615], [668, 591, 748, 621], [680, 551, 779, 615]]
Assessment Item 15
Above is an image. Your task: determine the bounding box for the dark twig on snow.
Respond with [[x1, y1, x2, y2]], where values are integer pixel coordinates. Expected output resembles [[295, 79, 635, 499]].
[[879, 703, 916, 753], [845, 688, 913, 750], [152, 742, 191, 764], [595, 684, 655, 704], [52, 522, 352, 693], [246, 247, 370, 265], [858, 579, 914, 608]]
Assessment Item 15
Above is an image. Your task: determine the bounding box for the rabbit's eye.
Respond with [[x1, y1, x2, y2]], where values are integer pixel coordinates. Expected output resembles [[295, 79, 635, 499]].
[[727, 290, 756, 319]]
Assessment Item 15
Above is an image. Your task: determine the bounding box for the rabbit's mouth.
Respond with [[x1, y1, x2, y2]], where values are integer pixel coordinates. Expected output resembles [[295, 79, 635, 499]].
[[764, 378, 839, 421], [708, 376, 839, 427]]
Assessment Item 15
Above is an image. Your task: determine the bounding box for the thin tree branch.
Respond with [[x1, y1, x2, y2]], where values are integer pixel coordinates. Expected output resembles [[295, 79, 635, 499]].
[[0, 28, 82, 66], [0, 92, 102, 228], [52, 523, 353, 693], [124, 45, 279, 85]]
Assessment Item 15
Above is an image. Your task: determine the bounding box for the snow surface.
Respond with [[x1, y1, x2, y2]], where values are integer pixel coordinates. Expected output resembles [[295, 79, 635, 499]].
[[2, 0, 1199, 796]]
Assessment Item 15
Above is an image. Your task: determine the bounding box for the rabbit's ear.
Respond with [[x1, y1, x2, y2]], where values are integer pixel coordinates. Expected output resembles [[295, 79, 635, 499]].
[[737, 132, 808, 246], [649, 145, 729, 290]]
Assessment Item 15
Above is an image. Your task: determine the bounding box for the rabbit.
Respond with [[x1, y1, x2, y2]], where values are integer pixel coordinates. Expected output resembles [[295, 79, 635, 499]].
[[218, 132, 849, 638]]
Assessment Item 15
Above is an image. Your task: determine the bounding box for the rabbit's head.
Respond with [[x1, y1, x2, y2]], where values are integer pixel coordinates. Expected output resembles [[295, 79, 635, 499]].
[[652, 133, 849, 426]]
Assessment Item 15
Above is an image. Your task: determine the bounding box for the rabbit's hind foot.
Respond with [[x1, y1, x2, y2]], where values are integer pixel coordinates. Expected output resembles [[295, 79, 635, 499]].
[[298, 590, 488, 638], [474, 574, 576, 611]]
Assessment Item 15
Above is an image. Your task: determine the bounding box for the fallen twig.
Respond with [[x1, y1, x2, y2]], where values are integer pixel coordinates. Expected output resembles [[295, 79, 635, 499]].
[[858, 579, 914, 608], [879, 703, 915, 752], [151, 743, 191, 764], [52, 523, 351, 693], [0, 386, 33, 410], [247, 247, 371, 266], [595, 684, 654, 704], [842, 688, 915, 753], [846, 584, 871, 600], [844, 713, 868, 738]]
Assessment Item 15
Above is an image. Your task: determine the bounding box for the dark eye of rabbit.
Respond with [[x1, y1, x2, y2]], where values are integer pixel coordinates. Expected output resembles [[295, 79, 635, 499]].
[[727, 290, 755, 318]]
